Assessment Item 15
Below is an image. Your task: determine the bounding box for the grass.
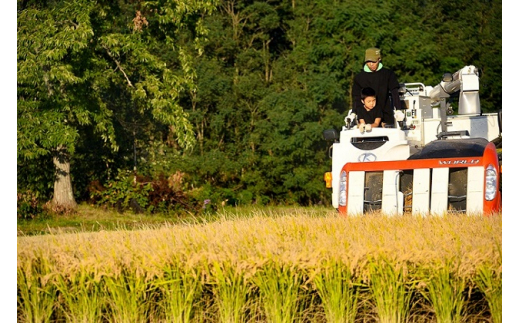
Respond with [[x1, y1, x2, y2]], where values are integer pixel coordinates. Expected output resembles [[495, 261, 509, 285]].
[[17, 204, 197, 236], [17, 204, 335, 236], [253, 263, 308, 323]]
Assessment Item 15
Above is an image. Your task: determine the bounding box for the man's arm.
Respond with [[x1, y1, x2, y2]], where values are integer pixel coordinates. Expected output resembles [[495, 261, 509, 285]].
[[389, 71, 401, 110], [391, 87, 401, 110]]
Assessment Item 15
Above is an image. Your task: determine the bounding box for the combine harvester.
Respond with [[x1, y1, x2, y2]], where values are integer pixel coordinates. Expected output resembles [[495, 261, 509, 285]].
[[323, 65, 502, 216]]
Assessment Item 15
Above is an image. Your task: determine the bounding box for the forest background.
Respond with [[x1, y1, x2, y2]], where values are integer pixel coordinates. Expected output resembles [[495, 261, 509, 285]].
[[16, 0, 503, 216]]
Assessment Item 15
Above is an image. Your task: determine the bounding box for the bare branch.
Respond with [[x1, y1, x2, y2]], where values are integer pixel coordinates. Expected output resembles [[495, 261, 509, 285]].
[[102, 44, 133, 87]]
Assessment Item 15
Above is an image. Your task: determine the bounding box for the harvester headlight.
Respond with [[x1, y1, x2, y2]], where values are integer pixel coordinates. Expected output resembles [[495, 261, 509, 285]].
[[339, 171, 347, 206], [485, 164, 498, 201]]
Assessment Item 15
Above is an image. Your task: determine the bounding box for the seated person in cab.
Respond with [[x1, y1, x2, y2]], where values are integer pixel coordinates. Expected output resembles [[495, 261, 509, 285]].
[[357, 87, 381, 132]]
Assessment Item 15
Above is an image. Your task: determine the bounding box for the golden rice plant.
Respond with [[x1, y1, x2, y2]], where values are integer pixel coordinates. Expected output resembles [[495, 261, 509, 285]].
[[367, 256, 415, 323], [418, 261, 468, 323], [156, 262, 204, 323], [17, 264, 57, 323], [253, 262, 308, 323], [54, 271, 105, 323], [475, 264, 502, 323], [311, 261, 363, 323], [102, 268, 154, 323], [207, 260, 253, 323], [17, 209, 502, 322]]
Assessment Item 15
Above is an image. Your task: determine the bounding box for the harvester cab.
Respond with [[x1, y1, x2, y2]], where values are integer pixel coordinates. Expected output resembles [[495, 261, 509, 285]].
[[324, 65, 501, 216]]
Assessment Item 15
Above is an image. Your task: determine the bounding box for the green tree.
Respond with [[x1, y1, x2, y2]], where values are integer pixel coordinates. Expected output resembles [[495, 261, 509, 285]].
[[382, 0, 501, 112], [17, 0, 217, 212]]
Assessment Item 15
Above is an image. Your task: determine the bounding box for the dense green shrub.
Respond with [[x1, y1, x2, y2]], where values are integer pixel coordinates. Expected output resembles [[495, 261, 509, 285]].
[[92, 170, 215, 215], [17, 190, 47, 220], [93, 170, 153, 214]]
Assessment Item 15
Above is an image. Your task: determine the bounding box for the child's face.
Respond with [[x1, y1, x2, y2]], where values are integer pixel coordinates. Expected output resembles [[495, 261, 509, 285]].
[[362, 96, 376, 110]]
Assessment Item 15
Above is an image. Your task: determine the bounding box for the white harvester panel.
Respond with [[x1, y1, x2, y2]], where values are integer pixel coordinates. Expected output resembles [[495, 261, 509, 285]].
[[430, 168, 449, 215], [347, 171, 365, 214], [466, 166, 484, 214], [382, 170, 403, 215], [412, 168, 431, 215]]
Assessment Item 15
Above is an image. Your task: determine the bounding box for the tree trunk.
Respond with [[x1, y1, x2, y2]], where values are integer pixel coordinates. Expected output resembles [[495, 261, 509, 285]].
[[51, 145, 77, 212]]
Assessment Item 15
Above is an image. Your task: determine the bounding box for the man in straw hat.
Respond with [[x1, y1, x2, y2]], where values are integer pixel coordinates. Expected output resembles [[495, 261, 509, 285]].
[[352, 47, 401, 127]]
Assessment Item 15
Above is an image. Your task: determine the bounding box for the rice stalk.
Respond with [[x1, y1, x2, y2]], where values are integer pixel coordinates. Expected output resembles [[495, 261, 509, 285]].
[[54, 271, 105, 323], [475, 265, 501, 323], [17, 259, 57, 323], [367, 257, 414, 323], [156, 262, 203, 323], [254, 262, 306, 323], [209, 261, 252, 323], [419, 262, 468, 323], [103, 269, 152, 323], [312, 261, 362, 323]]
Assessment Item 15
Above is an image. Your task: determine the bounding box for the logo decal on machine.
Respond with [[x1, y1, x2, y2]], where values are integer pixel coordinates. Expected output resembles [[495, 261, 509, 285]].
[[358, 153, 377, 162], [438, 159, 480, 165]]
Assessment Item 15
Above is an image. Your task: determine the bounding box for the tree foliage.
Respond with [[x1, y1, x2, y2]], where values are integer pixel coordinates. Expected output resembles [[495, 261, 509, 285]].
[[17, 0, 502, 213], [17, 0, 217, 210]]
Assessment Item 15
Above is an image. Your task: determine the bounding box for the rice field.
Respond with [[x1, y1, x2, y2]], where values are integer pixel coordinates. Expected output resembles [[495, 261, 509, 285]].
[[17, 208, 502, 322]]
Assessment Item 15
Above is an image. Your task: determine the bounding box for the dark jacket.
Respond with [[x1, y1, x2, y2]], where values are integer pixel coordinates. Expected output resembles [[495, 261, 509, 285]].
[[352, 65, 401, 126]]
